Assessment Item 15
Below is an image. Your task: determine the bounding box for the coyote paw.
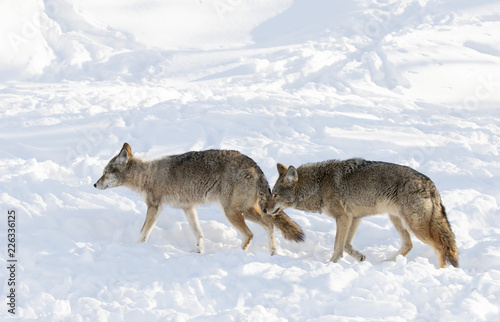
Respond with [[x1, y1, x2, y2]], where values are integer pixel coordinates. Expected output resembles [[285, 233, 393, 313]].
[[330, 253, 343, 263], [352, 252, 366, 262], [190, 246, 204, 254], [196, 241, 204, 254], [241, 236, 253, 251], [346, 248, 366, 262]]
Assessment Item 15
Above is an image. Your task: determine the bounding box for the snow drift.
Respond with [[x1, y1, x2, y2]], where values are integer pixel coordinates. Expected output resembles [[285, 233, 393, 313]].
[[1, 0, 499, 320]]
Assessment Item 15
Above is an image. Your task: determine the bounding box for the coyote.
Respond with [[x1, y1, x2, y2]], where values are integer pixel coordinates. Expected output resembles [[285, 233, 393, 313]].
[[264, 159, 459, 268], [94, 143, 304, 255]]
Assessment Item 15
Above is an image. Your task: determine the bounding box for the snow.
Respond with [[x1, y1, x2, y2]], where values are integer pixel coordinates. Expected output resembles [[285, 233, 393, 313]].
[[1, 0, 500, 320]]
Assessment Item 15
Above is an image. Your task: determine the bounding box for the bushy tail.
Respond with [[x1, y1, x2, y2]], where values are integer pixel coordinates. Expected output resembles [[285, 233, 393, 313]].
[[270, 210, 305, 242], [255, 170, 305, 242], [432, 203, 459, 268]]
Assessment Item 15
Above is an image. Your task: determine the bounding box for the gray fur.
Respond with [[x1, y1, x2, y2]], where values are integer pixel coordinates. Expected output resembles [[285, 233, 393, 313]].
[[265, 158, 459, 268], [94, 143, 304, 255]]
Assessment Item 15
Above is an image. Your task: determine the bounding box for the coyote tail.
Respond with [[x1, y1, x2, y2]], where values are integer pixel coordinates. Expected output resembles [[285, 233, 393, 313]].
[[432, 203, 459, 268], [256, 171, 305, 242], [271, 211, 305, 242]]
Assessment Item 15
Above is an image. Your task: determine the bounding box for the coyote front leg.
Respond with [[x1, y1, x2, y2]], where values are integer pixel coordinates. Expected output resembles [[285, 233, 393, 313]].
[[139, 205, 161, 243], [183, 207, 204, 254], [329, 210, 352, 263], [343, 217, 366, 262]]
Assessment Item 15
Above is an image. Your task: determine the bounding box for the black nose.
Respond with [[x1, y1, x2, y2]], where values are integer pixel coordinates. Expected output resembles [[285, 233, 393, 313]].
[[263, 209, 267, 214], [93, 183, 97, 188]]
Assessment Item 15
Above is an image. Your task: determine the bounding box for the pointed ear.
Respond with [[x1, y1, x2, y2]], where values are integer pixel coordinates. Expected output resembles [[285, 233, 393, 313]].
[[122, 143, 132, 155], [116, 143, 131, 165], [277, 163, 288, 176], [285, 166, 298, 183]]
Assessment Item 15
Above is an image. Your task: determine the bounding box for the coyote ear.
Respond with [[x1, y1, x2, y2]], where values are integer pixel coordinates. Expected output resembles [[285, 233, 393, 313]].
[[122, 143, 132, 155], [285, 166, 298, 183], [277, 163, 288, 176], [116, 143, 131, 165]]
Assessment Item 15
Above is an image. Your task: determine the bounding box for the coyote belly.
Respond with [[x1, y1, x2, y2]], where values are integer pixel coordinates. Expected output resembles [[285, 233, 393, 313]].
[[264, 158, 459, 268], [94, 143, 304, 255]]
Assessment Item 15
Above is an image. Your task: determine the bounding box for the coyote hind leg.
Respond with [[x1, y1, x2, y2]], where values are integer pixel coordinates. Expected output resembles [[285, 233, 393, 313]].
[[385, 214, 413, 262], [344, 217, 366, 262], [224, 207, 254, 251], [244, 207, 277, 255]]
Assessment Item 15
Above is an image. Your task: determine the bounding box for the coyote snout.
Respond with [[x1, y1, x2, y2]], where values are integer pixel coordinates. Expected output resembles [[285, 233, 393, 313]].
[[263, 163, 298, 216], [94, 143, 305, 255], [93, 175, 117, 190], [262, 199, 280, 216]]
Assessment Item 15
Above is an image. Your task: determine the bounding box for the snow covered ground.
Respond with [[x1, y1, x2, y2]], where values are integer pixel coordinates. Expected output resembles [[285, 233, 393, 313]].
[[1, 0, 500, 320]]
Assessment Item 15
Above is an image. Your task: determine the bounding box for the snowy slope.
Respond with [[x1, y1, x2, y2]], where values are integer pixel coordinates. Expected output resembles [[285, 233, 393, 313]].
[[1, 0, 500, 320]]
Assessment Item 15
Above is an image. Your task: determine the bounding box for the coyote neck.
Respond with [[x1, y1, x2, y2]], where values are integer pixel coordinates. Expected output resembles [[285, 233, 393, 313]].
[[123, 157, 157, 194], [294, 172, 324, 213]]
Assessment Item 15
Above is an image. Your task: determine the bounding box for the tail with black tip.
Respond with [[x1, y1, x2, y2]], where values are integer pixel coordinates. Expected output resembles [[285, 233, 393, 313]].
[[270, 210, 305, 242], [256, 172, 305, 242]]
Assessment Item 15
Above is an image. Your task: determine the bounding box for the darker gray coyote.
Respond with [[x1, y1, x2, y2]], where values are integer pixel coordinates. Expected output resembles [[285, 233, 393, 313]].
[[264, 158, 458, 268]]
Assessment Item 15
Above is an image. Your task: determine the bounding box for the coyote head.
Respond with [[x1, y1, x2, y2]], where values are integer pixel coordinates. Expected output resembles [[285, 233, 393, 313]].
[[264, 163, 298, 215], [94, 143, 132, 190]]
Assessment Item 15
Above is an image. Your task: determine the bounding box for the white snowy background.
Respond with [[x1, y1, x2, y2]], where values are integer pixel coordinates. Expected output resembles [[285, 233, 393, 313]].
[[1, 0, 500, 320]]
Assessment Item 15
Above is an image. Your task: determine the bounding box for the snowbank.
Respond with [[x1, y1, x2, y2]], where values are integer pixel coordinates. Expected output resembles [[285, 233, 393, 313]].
[[1, 0, 499, 320]]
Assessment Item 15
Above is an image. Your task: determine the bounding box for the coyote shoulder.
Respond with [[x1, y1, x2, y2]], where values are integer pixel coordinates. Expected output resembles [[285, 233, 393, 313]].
[[94, 143, 304, 255], [264, 158, 459, 268]]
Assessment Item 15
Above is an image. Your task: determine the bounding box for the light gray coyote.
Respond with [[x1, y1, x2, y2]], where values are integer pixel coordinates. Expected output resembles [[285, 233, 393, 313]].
[[94, 143, 304, 255]]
